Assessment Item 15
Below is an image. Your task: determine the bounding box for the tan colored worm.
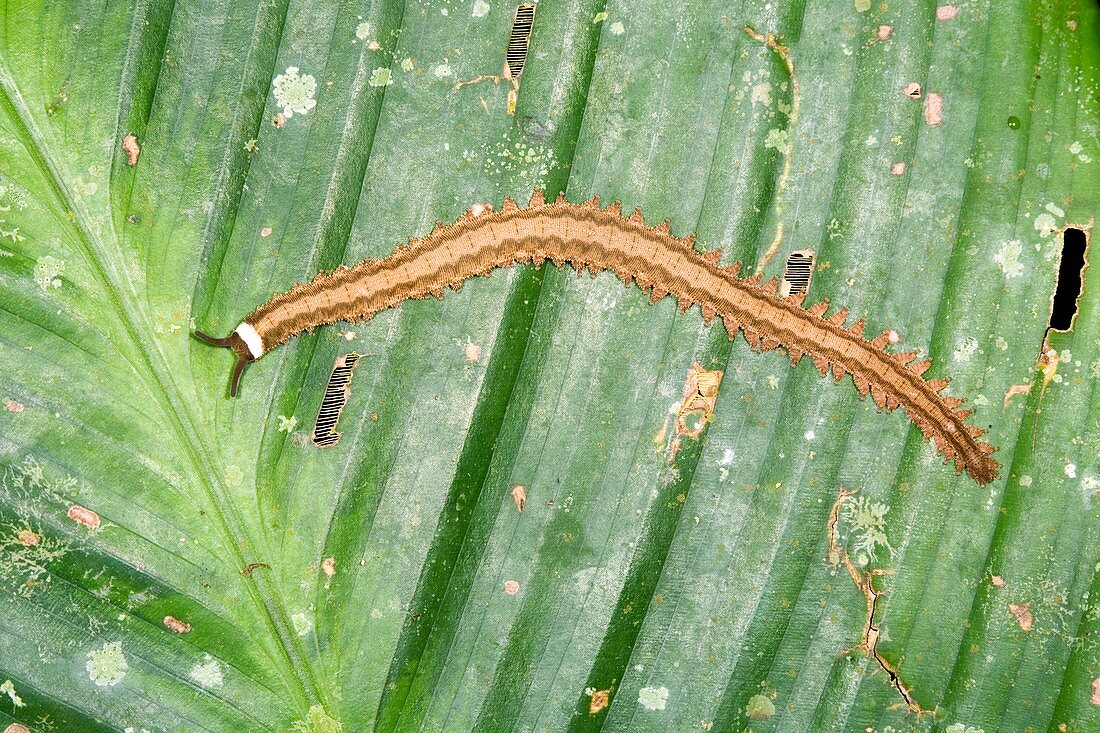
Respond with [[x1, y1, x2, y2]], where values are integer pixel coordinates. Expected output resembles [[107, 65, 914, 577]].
[[196, 190, 998, 484]]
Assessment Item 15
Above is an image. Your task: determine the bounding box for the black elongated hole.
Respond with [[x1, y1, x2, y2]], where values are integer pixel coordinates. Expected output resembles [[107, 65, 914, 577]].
[[1048, 228, 1087, 331]]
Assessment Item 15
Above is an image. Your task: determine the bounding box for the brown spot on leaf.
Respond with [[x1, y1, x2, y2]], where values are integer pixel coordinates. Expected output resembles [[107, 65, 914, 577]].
[[16, 529, 39, 547], [273, 113, 286, 128], [1090, 678, 1100, 706], [260, 227, 273, 238], [876, 25, 893, 40], [122, 134, 140, 166], [321, 557, 336, 578], [503, 579, 520, 596], [67, 505, 100, 530], [924, 92, 944, 126], [5, 724, 31, 733], [904, 82, 922, 99], [240, 562, 270, 576], [991, 575, 1005, 587], [1003, 383, 1031, 408], [5, 398, 24, 413], [589, 688, 610, 714], [511, 485, 527, 512], [936, 5, 959, 20], [163, 615, 192, 634], [1009, 602, 1033, 631], [891, 162, 907, 176]]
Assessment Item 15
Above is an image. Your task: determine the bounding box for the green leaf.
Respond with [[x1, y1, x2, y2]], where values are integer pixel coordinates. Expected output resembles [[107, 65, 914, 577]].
[[0, 1, 1097, 731]]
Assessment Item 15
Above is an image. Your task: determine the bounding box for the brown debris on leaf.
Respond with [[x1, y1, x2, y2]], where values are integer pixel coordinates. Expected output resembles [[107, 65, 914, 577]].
[[163, 615, 192, 634], [511, 485, 527, 512], [122, 134, 140, 166], [1009, 602, 1033, 632], [589, 688, 610, 714]]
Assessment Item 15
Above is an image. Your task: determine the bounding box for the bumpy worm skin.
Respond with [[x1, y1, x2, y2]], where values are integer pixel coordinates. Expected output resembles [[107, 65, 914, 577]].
[[196, 189, 999, 484]]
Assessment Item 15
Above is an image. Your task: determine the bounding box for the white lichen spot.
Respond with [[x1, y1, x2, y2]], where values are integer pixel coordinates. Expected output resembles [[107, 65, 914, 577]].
[[972, 394, 989, 407], [953, 337, 979, 363], [854, 0, 872, 12], [272, 67, 317, 119], [400, 57, 415, 72], [637, 685, 669, 711], [804, 430, 816, 440], [746, 693, 775, 720], [1034, 212, 1059, 238], [750, 82, 772, 107], [277, 415, 298, 433], [224, 464, 243, 486], [291, 705, 343, 733], [946, 725, 984, 733], [472, 0, 490, 18], [610, 21, 625, 35], [34, 255, 64, 291], [1065, 463, 1077, 479], [292, 612, 313, 636], [0, 679, 24, 707], [189, 654, 223, 688], [593, 11, 609, 23], [369, 67, 393, 87], [1019, 474, 1033, 487], [433, 63, 453, 79], [86, 641, 128, 687], [841, 495, 894, 563], [764, 128, 789, 152], [994, 239, 1025, 278], [355, 21, 371, 40], [766, 375, 780, 389]]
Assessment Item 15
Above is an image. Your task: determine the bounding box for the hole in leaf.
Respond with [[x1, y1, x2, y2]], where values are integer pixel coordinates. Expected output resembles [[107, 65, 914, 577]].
[[779, 249, 816, 298], [1047, 228, 1087, 331], [506, 4, 536, 79]]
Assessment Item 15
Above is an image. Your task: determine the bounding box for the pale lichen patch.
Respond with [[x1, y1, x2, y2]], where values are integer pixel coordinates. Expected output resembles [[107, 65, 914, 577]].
[[277, 415, 298, 433], [355, 21, 371, 40], [994, 239, 1025, 278], [34, 255, 64, 291], [86, 641, 128, 687], [292, 612, 313, 636], [272, 67, 317, 119], [610, 21, 625, 35], [472, 1, 490, 17], [369, 68, 393, 87], [291, 705, 343, 733], [637, 685, 668, 711], [189, 654, 223, 689], [0, 679, 24, 707], [745, 692, 775, 720]]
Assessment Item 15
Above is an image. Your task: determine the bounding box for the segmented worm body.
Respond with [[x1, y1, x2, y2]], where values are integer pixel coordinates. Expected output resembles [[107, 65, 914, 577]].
[[196, 190, 998, 484]]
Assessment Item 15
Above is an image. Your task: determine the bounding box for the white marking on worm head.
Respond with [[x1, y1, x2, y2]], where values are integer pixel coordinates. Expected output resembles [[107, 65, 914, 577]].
[[235, 323, 265, 359]]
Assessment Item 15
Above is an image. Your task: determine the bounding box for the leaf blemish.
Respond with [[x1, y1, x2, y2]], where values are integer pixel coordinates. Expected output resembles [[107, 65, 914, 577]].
[[67, 504, 100, 530], [122, 134, 140, 166]]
